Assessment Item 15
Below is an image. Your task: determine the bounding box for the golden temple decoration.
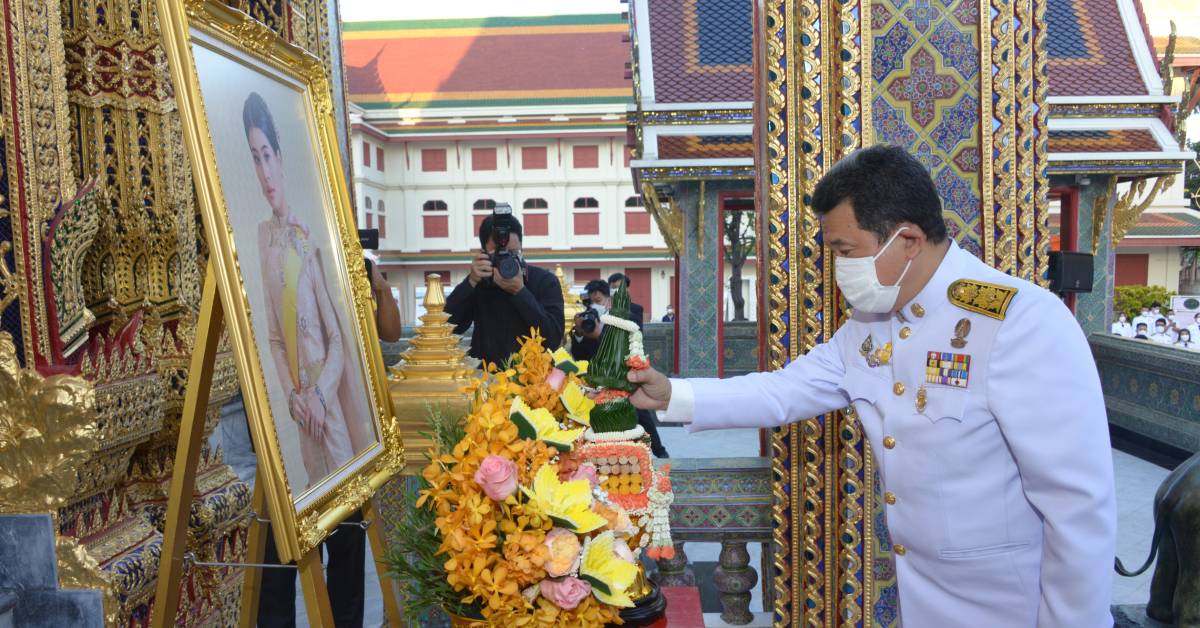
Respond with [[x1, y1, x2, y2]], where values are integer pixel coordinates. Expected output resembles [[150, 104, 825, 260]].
[[640, 181, 683, 256], [390, 273, 472, 472], [557, 265, 584, 346], [0, 332, 98, 513], [56, 534, 119, 625], [1112, 175, 1177, 244]]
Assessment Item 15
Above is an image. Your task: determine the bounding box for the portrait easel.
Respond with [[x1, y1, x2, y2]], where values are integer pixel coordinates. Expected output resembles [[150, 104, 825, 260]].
[[149, 264, 403, 628]]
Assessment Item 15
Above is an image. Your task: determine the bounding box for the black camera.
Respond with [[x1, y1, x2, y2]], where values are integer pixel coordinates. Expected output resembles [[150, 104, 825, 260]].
[[578, 301, 601, 335], [488, 203, 524, 280]]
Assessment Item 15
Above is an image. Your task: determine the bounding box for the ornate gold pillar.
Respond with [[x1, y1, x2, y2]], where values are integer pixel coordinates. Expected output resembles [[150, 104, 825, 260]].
[[758, 0, 1051, 622]]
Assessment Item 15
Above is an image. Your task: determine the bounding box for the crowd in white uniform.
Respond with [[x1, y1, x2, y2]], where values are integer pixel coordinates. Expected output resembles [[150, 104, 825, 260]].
[[1110, 304, 1199, 349]]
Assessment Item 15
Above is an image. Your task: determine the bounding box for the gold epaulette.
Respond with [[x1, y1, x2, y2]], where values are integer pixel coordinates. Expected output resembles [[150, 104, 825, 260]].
[[947, 279, 1017, 320]]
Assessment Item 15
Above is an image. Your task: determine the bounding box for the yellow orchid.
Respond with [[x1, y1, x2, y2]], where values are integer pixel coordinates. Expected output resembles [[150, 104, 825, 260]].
[[510, 396, 584, 452], [522, 465, 607, 534], [579, 531, 638, 608], [560, 382, 595, 426]]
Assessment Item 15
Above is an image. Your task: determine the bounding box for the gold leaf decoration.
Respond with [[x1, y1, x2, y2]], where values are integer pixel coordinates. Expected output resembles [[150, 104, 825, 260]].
[[0, 331, 99, 513]]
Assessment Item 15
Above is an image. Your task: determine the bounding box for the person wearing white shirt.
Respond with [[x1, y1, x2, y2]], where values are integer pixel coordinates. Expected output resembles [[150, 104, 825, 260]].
[[1150, 318, 1176, 344], [1186, 313, 1200, 341], [627, 146, 1115, 628], [1111, 313, 1133, 337], [1177, 329, 1196, 350], [1133, 307, 1154, 331]]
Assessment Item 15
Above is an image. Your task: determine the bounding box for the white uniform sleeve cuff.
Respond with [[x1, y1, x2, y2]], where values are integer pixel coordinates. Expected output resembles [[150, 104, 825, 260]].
[[663, 378, 695, 424]]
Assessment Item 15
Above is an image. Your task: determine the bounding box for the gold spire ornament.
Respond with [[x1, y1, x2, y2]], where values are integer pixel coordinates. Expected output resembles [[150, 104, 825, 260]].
[[390, 273, 473, 472], [557, 265, 584, 347]]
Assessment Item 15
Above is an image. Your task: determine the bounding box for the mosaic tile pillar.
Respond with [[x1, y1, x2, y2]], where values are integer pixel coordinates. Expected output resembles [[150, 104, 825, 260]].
[[678, 181, 747, 378], [1075, 176, 1117, 335]]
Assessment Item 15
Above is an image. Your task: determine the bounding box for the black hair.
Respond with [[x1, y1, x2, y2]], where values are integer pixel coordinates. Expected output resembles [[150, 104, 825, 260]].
[[1152, 302, 1161, 308], [1137, 323, 1148, 330], [608, 272, 630, 288], [478, 214, 524, 249], [812, 144, 948, 244], [242, 92, 281, 155], [1156, 318, 1168, 326], [584, 279, 610, 297]]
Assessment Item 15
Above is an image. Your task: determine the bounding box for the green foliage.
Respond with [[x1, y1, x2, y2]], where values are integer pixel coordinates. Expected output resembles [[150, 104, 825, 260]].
[[1114, 285, 1176, 319], [382, 407, 480, 620]]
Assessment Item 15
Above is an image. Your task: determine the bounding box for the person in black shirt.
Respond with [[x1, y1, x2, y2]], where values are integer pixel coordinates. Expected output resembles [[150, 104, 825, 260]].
[[445, 214, 564, 366], [569, 279, 613, 362], [573, 275, 668, 458], [608, 273, 645, 325]]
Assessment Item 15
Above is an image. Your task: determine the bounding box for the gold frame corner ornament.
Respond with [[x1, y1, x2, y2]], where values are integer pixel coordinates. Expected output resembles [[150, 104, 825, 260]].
[[153, 0, 403, 564]]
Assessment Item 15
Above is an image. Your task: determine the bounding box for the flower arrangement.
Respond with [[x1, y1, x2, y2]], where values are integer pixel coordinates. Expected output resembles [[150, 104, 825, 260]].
[[399, 329, 673, 626]]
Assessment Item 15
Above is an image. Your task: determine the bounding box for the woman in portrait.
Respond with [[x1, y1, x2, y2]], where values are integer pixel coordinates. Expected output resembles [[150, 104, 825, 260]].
[[243, 91, 359, 487]]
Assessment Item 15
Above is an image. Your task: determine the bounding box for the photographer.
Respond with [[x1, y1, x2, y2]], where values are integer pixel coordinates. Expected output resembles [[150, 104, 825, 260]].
[[570, 279, 669, 458], [445, 206, 564, 365], [569, 279, 613, 361]]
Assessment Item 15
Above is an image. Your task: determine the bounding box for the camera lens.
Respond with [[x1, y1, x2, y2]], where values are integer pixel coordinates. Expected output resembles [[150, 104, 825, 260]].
[[497, 255, 521, 279]]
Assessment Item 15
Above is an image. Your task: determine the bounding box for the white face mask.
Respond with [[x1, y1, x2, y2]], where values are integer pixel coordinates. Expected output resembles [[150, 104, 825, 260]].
[[834, 228, 912, 314], [592, 304, 609, 318], [1119, 316, 1127, 322], [1157, 326, 1166, 333]]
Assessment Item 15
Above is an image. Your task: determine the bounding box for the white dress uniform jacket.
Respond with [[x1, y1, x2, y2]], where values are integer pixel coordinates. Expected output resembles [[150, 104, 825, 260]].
[[666, 241, 1116, 627]]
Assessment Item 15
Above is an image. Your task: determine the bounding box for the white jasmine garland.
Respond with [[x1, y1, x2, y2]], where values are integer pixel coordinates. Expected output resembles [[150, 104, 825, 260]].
[[600, 314, 640, 333], [583, 425, 646, 442]]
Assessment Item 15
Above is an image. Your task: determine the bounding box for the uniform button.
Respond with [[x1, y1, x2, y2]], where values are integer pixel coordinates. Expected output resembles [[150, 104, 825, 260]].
[[893, 382, 905, 396], [883, 436, 896, 449], [899, 326, 911, 339], [894, 544, 907, 556], [885, 491, 896, 504], [911, 303, 925, 318]]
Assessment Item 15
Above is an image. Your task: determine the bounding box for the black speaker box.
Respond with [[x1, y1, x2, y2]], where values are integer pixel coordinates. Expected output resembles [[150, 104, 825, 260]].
[[1048, 251, 1093, 293]]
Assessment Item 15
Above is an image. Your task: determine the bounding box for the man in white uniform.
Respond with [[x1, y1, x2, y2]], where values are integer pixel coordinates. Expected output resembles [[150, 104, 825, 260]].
[[629, 146, 1116, 627]]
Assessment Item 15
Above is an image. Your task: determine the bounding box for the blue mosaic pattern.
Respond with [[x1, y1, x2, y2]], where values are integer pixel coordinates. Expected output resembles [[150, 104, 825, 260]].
[[0, 138, 23, 366], [873, 0, 983, 256], [1074, 178, 1115, 334], [697, 0, 753, 65], [873, 96, 919, 148], [681, 182, 720, 377], [873, 23, 917, 82]]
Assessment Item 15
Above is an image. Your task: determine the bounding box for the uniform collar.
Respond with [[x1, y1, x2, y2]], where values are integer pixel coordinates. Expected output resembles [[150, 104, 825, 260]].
[[894, 239, 965, 325]]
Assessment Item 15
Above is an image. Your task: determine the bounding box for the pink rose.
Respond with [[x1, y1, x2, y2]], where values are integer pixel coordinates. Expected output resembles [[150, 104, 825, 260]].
[[474, 455, 518, 501], [546, 368, 566, 390], [540, 576, 592, 610], [569, 463, 600, 488], [544, 528, 583, 577]]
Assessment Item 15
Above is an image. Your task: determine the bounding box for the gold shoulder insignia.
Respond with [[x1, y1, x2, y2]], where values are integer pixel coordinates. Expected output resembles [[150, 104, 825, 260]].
[[947, 279, 1017, 320]]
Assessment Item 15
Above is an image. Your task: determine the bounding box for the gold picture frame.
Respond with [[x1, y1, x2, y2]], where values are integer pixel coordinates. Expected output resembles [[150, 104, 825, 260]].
[[157, 0, 403, 562]]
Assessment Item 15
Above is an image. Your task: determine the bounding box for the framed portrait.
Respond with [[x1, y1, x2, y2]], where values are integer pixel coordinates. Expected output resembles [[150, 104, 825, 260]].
[[158, 0, 403, 562]]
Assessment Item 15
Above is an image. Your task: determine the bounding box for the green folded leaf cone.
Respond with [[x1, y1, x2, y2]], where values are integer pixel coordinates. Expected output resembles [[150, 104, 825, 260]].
[[584, 281, 636, 394], [589, 398, 638, 433]]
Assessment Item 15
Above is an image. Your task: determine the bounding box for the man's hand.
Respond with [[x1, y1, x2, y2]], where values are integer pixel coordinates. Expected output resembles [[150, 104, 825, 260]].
[[573, 313, 603, 340], [468, 252, 493, 287], [628, 367, 672, 411], [494, 266, 525, 295]]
